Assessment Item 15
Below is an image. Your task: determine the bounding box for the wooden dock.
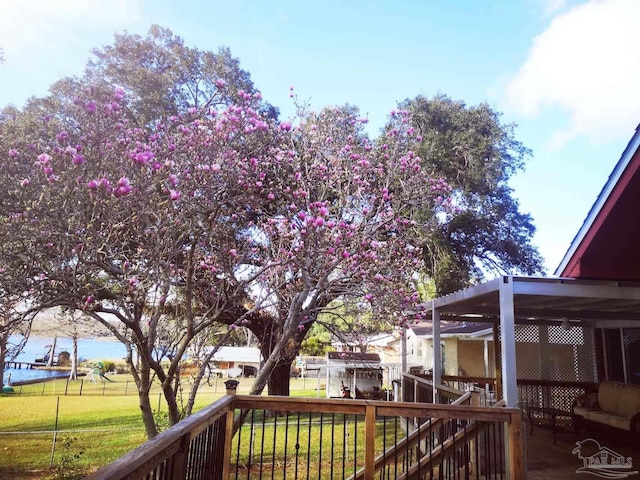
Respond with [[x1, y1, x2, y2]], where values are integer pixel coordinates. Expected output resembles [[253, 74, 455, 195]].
[[4, 361, 46, 369]]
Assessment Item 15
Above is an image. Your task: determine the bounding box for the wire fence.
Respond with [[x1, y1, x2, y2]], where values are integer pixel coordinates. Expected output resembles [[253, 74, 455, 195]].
[[4, 372, 325, 397], [0, 376, 327, 478]]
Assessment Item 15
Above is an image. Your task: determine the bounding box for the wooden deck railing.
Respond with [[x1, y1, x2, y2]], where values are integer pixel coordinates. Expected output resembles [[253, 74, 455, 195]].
[[86, 392, 523, 479], [84, 395, 234, 480], [403, 373, 597, 411], [402, 373, 497, 406]]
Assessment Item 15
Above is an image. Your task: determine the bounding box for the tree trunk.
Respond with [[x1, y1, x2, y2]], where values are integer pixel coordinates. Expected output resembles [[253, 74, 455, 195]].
[[0, 332, 7, 388], [139, 387, 158, 439], [163, 378, 181, 426], [130, 357, 159, 439], [268, 359, 294, 396], [46, 336, 57, 367], [69, 336, 78, 380]]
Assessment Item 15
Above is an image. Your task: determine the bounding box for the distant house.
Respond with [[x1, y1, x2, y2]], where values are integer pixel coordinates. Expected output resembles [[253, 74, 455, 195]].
[[330, 332, 401, 364], [402, 321, 494, 377], [325, 351, 384, 399], [210, 346, 262, 378]]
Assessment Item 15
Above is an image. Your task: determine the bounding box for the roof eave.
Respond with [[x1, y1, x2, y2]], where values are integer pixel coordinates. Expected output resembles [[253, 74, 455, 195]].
[[554, 124, 640, 276]]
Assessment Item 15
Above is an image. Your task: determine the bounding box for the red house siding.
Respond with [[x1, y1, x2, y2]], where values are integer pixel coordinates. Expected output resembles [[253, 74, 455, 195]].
[[561, 147, 640, 280]]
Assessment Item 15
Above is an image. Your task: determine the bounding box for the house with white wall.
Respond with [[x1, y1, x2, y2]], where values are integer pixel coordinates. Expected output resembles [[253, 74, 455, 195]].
[[403, 321, 494, 377]]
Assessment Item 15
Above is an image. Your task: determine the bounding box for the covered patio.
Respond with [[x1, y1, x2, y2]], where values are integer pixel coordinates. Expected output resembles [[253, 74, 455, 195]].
[[423, 275, 640, 409]]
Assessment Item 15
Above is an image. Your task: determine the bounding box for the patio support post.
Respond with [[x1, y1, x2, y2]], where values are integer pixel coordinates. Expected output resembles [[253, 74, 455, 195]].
[[498, 276, 517, 407], [499, 277, 522, 480], [493, 322, 502, 400], [432, 302, 442, 403], [483, 339, 489, 378]]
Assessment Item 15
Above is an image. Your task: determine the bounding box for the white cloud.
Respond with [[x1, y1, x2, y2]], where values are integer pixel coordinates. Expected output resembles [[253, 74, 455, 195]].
[[0, 0, 144, 106], [504, 0, 640, 147], [0, 0, 142, 59]]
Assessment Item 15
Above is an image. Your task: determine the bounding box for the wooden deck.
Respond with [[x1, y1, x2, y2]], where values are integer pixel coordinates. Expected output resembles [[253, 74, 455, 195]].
[[525, 420, 638, 479]]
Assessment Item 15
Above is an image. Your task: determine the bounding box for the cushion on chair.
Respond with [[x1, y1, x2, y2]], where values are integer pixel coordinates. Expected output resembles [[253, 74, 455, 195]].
[[607, 413, 633, 431], [573, 405, 599, 419], [597, 381, 623, 414], [576, 382, 640, 432], [617, 383, 640, 418]]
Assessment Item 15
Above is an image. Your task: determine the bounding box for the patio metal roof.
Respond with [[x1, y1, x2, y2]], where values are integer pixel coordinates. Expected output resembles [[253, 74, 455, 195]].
[[410, 321, 493, 337], [424, 275, 640, 324]]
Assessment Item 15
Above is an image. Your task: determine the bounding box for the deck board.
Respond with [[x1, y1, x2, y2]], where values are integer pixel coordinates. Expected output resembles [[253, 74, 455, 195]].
[[525, 422, 638, 479]]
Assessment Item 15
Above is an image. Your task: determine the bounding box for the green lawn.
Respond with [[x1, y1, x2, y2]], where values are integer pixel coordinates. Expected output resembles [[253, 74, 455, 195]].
[[0, 376, 326, 479]]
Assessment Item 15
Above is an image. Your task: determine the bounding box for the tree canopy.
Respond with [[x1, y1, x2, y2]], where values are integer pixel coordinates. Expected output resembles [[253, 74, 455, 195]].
[[85, 25, 277, 127], [0, 27, 543, 435], [0, 84, 448, 436], [389, 95, 544, 294]]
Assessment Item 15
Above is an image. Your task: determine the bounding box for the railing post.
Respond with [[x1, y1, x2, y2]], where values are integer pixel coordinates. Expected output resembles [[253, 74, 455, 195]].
[[224, 379, 240, 396], [170, 435, 190, 479], [364, 404, 376, 480], [222, 380, 239, 480], [507, 410, 525, 480]]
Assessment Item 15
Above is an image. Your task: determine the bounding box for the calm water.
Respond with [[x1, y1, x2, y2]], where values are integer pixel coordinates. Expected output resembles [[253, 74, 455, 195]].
[[4, 335, 127, 385]]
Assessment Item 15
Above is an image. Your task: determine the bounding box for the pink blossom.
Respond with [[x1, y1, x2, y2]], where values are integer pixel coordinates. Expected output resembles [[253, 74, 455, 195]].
[[229, 249, 237, 257], [279, 122, 292, 132], [38, 153, 51, 164], [211, 163, 221, 173], [114, 87, 125, 101], [87, 180, 98, 189], [72, 154, 86, 165], [133, 151, 153, 165], [56, 131, 68, 144], [129, 277, 138, 287], [268, 192, 275, 201], [169, 189, 180, 201], [19, 178, 30, 187], [8, 149, 18, 158], [113, 177, 132, 197], [85, 101, 96, 114], [342, 251, 350, 259], [215, 78, 226, 89]]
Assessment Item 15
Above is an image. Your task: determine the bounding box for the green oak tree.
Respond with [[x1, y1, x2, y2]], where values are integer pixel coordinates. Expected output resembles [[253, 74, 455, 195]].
[[388, 95, 544, 295]]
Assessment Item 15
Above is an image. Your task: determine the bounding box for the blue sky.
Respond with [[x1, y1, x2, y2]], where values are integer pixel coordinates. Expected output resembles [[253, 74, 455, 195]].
[[1, 0, 638, 274]]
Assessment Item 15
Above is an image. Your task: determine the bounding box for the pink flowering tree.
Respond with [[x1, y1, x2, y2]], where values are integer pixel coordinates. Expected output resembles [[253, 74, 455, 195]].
[[0, 84, 281, 438], [1, 82, 450, 434], [210, 103, 452, 397]]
